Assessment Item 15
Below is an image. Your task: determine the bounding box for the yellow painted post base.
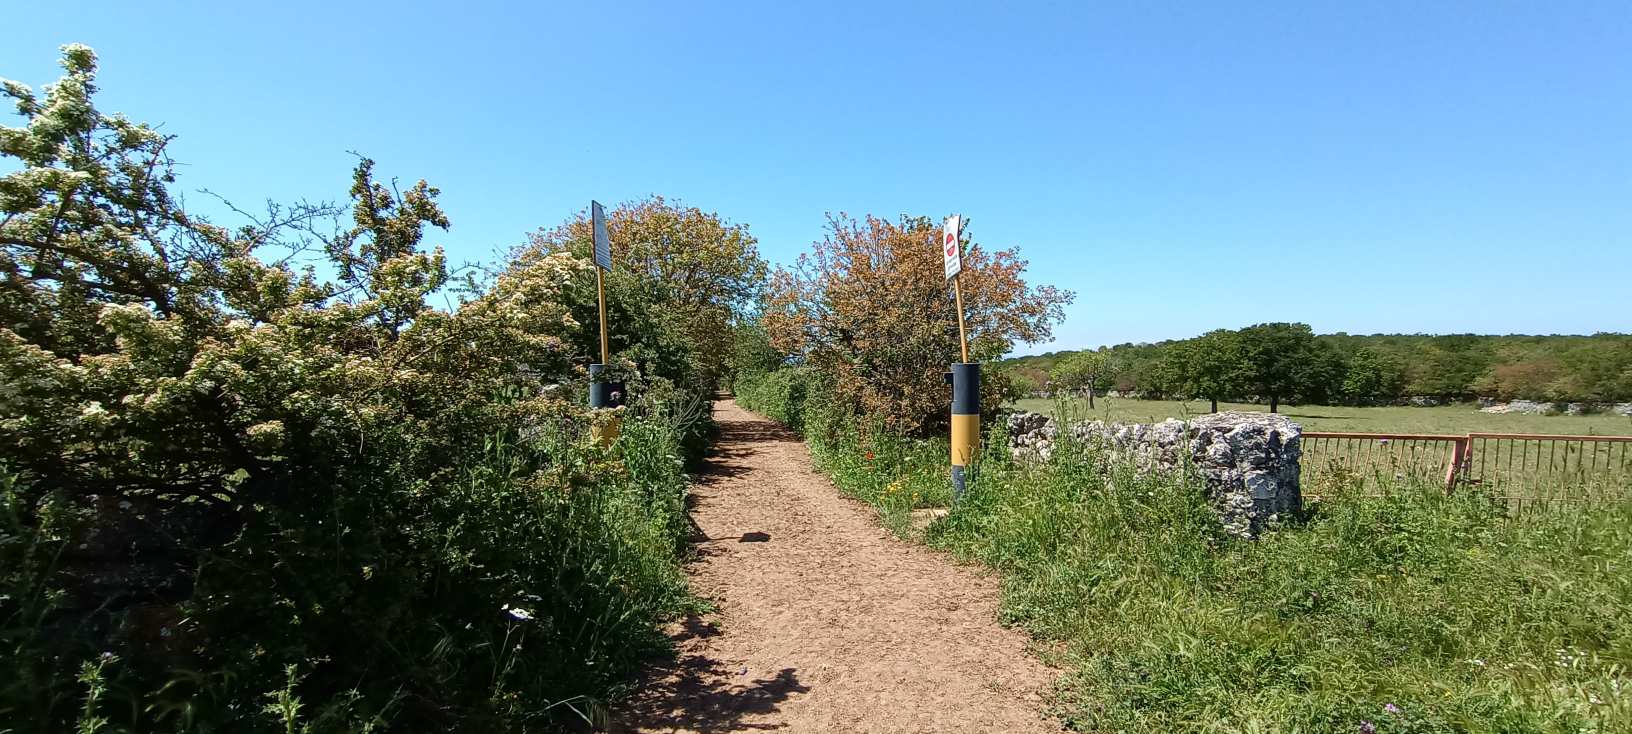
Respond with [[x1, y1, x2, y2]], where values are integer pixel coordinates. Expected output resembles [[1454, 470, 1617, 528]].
[[950, 413, 981, 467]]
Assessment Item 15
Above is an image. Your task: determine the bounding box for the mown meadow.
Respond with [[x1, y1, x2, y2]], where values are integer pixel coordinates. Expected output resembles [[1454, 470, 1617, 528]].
[[738, 369, 1632, 733]]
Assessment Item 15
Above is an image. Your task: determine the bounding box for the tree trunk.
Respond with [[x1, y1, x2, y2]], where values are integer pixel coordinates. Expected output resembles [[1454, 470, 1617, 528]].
[[1269, 394, 1279, 413], [1210, 397, 1219, 413]]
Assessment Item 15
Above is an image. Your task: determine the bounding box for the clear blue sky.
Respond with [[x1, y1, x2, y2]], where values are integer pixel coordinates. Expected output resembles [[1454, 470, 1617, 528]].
[[6, 1, 1630, 354]]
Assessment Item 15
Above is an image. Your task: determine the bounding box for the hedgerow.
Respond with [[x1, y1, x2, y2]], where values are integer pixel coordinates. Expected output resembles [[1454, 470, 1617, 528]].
[[0, 45, 718, 731]]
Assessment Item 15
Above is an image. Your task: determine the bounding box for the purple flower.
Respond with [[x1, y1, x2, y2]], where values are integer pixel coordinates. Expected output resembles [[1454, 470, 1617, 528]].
[[1385, 703, 1401, 715], [1360, 721, 1376, 734]]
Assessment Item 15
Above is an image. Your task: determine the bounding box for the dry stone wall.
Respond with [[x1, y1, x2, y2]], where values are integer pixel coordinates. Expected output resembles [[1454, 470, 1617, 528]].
[[1006, 411, 1303, 538]]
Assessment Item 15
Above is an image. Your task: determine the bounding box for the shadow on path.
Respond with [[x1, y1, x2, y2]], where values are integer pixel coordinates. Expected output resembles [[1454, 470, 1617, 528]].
[[712, 418, 801, 447], [612, 615, 807, 733]]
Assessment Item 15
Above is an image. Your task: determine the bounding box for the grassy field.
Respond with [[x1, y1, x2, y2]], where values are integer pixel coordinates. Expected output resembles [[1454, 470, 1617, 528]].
[[1012, 396, 1632, 436]]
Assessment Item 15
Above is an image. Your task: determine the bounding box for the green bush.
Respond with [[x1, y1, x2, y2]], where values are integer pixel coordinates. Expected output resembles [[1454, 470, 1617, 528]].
[[1, 406, 699, 732], [734, 367, 823, 434], [0, 46, 709, 733]]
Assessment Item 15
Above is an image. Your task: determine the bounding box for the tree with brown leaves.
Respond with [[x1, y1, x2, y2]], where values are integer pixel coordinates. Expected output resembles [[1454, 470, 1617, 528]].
[[765, 214, 1071, 435]]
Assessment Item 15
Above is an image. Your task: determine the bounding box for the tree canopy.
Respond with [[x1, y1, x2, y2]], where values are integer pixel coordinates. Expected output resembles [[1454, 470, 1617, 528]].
[[519, 196, 768, 387], [1049, 349, 1112, 407], [764, 213, 1071, 434], [1003, 329, 1632, 407]]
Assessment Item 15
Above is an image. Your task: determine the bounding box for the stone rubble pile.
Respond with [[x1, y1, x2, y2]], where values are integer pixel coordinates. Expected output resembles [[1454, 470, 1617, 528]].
[[1479, 400, 1632, 416], [1006, 411, 1302, 539]]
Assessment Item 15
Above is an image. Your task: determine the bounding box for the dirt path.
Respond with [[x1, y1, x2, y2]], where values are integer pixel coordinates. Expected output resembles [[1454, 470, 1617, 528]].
[[612, 400, 1058, 733]]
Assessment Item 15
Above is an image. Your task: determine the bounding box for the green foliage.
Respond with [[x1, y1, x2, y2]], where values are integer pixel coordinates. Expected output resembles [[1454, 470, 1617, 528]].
[[1049, 350, 1111, 393], [1343, 346, 1410, 402], [1238, 322, 1343, 411], [1004, 330, 1632, 406], [733, 367, 827, 436], [1162, 329, 1250, 411], [1007, 368, 1043, 396], [519, 196, 769, 389], [724, 319, 786, 388], [0, 45, 711, 732], [764, 214, 1071, 436]]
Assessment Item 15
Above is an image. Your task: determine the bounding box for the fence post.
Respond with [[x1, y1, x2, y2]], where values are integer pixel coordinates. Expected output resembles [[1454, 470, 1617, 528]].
[[1443, 436, 1469, 493]]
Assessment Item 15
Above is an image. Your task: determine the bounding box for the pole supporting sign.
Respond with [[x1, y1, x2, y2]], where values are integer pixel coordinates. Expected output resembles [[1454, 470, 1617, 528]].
[[588, 200, 621, 445], [943, 213, 978, 501]]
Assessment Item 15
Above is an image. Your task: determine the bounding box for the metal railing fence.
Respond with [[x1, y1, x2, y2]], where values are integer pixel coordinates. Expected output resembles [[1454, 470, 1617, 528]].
[[1301, 430, 1632, 511]]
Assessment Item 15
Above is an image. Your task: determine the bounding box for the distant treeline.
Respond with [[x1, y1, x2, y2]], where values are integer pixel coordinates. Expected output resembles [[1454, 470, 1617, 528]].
[[1003, 328, 1632, 406]]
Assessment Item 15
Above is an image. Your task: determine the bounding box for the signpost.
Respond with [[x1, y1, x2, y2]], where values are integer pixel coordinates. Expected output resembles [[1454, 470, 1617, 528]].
[[943, 214, 969, 363], [591, 201, 611, 365], [943, 214, 978, 499], [588, 200, 622, 445]]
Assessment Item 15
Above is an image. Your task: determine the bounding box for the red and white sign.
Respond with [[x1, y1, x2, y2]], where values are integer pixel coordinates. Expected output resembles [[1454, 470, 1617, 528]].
[[942, 214, 962, 281]]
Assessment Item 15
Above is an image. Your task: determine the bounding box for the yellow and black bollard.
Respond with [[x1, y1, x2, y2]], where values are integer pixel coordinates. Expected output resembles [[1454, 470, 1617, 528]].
[[588, 362, 623, 446], [948, 362, 981, 500]]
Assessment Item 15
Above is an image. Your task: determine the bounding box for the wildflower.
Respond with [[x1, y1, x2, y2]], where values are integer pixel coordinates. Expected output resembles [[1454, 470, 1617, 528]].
[[1360, 721, 1375, 734], [1384, 703, 1400, 715], [865, 451, 875, 461], [502, 603, 535, 623]]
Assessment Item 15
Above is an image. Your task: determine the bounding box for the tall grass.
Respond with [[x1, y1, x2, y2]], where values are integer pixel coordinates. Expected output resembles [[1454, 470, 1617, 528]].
[[0, 407, 703, 733], [739, 369, 1632, 732]]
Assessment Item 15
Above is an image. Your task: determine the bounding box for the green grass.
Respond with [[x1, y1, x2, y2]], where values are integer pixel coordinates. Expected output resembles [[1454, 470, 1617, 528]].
[[929, 449, 1632, 733], [1012, 397, 1632, 436]]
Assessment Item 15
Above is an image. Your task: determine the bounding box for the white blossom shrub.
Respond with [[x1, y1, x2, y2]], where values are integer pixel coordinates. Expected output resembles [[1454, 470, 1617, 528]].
[[1, 45, 704, 732]]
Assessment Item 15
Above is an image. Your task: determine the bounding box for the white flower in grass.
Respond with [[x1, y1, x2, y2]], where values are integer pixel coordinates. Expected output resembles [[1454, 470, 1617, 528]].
[[502, 604, 533, 621]]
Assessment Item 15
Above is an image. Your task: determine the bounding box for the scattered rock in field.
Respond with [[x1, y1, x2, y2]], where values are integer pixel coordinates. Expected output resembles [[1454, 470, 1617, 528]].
[[1480, 400, 1556, 415]]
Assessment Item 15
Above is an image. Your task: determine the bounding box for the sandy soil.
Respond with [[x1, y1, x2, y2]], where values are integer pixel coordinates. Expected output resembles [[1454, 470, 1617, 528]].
[[611, 400, 1059, 733]]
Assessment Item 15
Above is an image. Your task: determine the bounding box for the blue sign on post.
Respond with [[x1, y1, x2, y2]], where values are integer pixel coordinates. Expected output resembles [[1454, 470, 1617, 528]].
[[591, 200, 611, 271]]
